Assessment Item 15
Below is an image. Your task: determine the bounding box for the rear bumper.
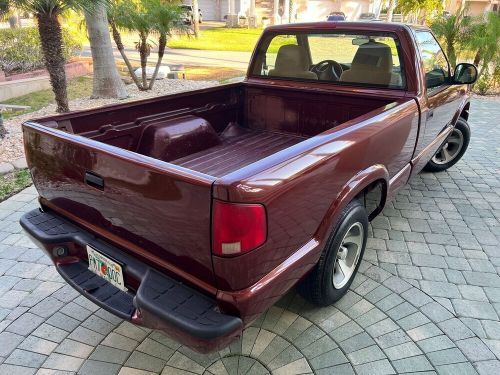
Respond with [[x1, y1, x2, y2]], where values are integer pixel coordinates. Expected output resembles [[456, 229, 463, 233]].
[[20, 208, 242, 353]]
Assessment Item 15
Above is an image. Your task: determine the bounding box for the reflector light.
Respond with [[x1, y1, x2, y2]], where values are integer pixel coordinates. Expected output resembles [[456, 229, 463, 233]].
[[212, 200, 267, 257]]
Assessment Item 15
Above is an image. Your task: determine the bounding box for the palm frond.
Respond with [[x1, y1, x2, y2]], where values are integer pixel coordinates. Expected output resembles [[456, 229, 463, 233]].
[[11, 0, 109, 17]]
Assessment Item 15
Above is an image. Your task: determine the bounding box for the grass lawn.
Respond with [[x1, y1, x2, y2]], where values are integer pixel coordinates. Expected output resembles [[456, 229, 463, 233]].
[[2, 76, 93, 120], [0, 169, 32, 202], [167, 28, 264, 52], [184, 65, 245, 80]]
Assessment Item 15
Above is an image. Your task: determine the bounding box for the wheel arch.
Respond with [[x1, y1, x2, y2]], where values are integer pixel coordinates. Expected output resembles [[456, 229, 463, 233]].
[[459, 102, 470, 121], [315, 164, 389, 245]]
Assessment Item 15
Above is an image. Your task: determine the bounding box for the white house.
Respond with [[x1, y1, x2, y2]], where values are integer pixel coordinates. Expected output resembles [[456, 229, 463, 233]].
[[192, 0, 498, 24], [192, 0, 383, 23]]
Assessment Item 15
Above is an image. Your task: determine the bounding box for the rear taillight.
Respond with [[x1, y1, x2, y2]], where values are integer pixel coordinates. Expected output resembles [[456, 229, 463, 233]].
[[212, 200, 267, 257]]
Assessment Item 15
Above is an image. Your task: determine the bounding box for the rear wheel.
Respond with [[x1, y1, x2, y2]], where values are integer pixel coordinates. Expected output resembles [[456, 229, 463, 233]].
[[299, 200, 368, 306], [424, 118, 470, 172]]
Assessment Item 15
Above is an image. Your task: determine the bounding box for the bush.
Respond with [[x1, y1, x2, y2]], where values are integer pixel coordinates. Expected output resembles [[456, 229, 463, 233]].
[[0, 26, 85, 74], [474, 73, 491, 95]]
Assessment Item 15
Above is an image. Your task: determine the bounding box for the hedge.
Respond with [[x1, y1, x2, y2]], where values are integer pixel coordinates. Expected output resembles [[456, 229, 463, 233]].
[[0, 26, 85, 74]]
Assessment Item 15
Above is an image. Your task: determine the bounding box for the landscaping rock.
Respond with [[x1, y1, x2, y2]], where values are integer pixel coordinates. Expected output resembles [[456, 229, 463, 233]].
[[11, 158, 27, 170], [0, 79, 218, 165], [0, 162, 14, 175]]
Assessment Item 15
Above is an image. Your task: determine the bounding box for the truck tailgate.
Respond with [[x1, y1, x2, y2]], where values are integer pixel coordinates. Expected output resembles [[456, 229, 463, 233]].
[[23, 122, 218, 290]]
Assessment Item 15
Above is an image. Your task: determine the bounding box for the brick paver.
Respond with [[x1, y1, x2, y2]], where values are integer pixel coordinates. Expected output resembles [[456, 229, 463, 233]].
[[0, 98, 498, 374]]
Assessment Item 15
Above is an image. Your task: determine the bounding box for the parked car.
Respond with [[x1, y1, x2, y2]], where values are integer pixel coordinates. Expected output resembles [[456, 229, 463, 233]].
[[358, 12, 376, 21], [326, 11, 346, 21], [180, 4, 202, 24], [21, 22, 477, 353]]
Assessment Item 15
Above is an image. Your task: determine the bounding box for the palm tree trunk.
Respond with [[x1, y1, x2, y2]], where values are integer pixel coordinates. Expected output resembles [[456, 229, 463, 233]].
[[473, 51, 481, 67], [139, 31, 148, 89], [386, 0, 396, 22], [110, 22, 143, 90], [149, 33, 167, 90], [447, 44, 456, 69], [192, 0, 200, 38], [36, 12, 69, 113], [84, 4, 127, 99]]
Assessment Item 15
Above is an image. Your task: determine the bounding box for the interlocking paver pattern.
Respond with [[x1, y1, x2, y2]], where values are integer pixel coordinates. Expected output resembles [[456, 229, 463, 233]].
[[0, 98, 498, 374]]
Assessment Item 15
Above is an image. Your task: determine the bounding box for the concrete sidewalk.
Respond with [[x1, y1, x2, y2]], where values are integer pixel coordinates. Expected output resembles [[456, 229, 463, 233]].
[[0, 98, 499, 374]]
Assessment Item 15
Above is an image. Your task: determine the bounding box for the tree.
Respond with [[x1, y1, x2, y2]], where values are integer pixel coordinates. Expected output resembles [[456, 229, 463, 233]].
[[108, 0, 186, 91], [398, 0, 443, 24], [386, 0, 396, 22], [465, 11, 500, 79], [2, 1, 103, 112], [84, 3, 127, 99], [430, 7, 468, 68], [0, 0, 20, 28], [192, 0, 199, 38]]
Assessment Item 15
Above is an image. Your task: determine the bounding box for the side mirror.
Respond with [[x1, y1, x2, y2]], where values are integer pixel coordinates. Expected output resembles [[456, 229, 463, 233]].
[[453, 63, 478, 85]]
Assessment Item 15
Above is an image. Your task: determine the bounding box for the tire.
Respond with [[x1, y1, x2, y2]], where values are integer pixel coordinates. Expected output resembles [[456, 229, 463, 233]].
[[299, 199, 368, 306], [424, 118, 470, 172]]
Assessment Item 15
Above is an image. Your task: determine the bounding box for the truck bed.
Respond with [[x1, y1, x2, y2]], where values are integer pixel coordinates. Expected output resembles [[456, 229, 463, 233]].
[[172, 125, 305, 176], [23, 84, 399, 293]]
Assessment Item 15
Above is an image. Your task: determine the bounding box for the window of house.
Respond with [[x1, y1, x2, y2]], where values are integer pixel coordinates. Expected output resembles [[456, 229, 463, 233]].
[[415, 31, 450, 90], [251, 32, 405, 89]]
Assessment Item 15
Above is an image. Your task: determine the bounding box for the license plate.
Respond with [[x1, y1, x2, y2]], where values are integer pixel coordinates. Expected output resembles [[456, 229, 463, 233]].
[[87, 246, 127, 292]]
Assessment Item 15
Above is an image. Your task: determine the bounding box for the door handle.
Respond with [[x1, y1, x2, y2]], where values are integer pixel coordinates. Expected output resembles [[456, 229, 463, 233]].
[[85, 172, 104, 190], [427, 110, 434, 119]]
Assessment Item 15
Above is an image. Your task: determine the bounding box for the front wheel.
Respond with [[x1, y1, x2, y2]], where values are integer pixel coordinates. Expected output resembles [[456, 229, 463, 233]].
[[299, 200, 368, 306], [424, 118, 470, 172]]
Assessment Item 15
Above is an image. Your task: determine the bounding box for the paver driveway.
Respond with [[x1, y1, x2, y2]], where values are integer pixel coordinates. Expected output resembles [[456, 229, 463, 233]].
[[0, 98, 498, 375]]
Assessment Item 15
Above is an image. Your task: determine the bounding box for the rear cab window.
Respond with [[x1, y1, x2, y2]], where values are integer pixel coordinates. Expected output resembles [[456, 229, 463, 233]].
[[251, 31, 406, 89]]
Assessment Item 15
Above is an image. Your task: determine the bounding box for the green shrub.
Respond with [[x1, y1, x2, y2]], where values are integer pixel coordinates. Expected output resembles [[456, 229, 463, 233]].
[[474, 73, 491, 95], [0, 26, 85, 74]]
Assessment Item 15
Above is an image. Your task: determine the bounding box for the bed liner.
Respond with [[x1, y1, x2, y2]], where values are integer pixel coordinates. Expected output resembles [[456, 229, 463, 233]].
[[172, 123, 305, 177]]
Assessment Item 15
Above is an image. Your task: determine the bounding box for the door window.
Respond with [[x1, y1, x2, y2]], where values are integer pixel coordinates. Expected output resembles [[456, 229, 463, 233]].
[[415, 31, 450, 90]]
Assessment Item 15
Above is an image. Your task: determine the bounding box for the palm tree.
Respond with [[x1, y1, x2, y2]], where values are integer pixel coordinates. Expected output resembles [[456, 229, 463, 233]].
[[192, 0, 199, 37], [108, 0, 186, 91], [2, 1, 104, 112], [465, 11, 500, 79], [386, 0, 396, 22], [430, 7, 468, 68], [84, 3, 127, 99]]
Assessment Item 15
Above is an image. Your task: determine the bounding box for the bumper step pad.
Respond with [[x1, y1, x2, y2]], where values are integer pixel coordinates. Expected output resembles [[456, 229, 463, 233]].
[[59, 262, 135, 319], [21, 208, 242, 344]]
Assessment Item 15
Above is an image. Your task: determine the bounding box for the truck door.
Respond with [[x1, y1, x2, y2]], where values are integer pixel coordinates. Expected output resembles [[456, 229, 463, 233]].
[[414, 31, 463, 152]]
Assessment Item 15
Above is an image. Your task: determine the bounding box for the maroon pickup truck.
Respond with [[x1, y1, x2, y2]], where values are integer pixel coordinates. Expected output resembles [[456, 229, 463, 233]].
[[21, 22, 477, 352]]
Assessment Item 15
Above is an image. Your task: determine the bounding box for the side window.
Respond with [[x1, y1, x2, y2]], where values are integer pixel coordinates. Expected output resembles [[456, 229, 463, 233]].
[[415, 31, 450, 90]]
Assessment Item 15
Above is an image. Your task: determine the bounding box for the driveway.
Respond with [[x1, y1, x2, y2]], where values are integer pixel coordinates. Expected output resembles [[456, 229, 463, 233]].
[[0, 98, 499, 374]]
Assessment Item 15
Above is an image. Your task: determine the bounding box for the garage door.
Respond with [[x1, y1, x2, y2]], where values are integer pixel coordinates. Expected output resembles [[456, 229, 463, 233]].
[[198, 0, 216, 20], [182, 1, 219, 21]]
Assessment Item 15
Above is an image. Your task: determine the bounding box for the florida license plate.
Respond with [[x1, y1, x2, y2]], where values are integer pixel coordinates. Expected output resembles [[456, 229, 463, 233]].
[[87, 246, 127, 292]]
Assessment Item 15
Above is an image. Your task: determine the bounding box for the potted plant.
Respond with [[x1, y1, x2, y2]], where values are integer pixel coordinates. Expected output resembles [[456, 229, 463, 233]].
[[262, 16, 269, 27]]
